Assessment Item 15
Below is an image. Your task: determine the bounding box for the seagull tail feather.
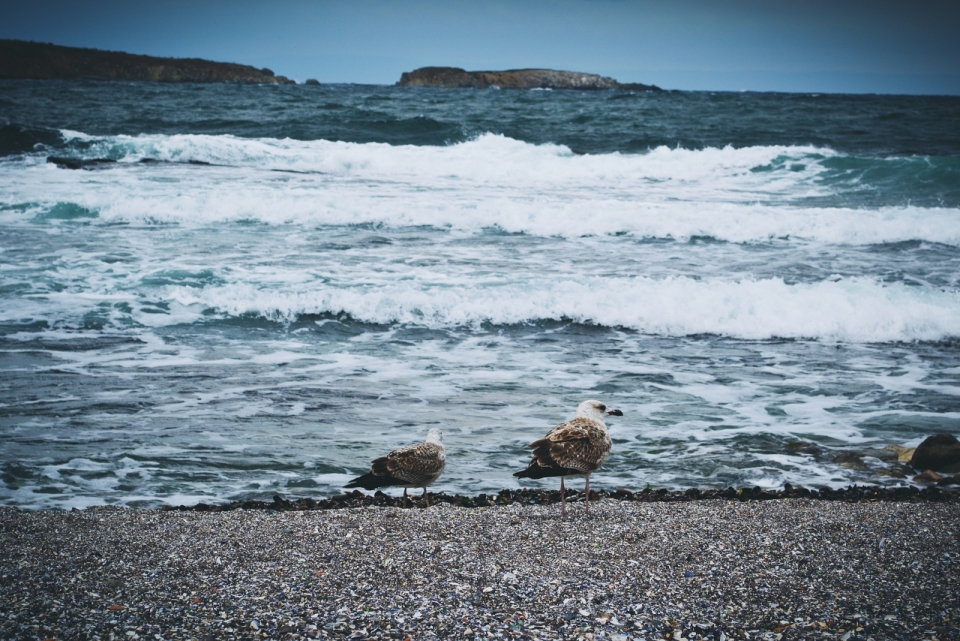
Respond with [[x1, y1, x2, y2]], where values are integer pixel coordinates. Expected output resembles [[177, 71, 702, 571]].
[[513, 463, 581, 479], [344, 471, 408, 490]]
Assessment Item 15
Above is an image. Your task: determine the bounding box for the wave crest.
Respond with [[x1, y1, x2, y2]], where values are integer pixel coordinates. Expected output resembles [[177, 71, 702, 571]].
[[3, 130, 958, 244], [166, 276, 960, 343]]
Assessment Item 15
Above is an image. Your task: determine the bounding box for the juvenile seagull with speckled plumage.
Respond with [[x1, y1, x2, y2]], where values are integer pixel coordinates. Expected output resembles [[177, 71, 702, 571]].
[[513, 400, 623, 516], [344, 428, 445, 507]]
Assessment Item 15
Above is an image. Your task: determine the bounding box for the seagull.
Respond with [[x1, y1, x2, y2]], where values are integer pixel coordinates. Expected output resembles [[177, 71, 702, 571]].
[[513, 400, 623, 516], [344, 428, 446, 507]]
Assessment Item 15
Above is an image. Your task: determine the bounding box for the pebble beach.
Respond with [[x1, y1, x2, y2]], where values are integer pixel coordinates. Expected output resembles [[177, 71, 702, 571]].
[[3, 499, 959, 641]]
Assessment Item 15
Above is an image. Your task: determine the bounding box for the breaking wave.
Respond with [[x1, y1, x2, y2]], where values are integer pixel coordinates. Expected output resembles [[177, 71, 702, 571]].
[[157, 276, 960, 342]]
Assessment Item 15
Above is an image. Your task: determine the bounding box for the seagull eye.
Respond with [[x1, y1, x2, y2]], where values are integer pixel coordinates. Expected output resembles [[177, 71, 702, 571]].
[[596, 404, 606, 411]]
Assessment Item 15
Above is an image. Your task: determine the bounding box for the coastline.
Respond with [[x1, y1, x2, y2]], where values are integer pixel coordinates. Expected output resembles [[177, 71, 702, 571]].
[[166, 483, 960, 514], [3, 499, 958, 640], [0, 39, 295, 84]]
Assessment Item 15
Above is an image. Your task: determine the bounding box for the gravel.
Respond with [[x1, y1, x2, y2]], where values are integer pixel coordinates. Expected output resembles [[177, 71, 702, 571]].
[[2, 500, 959, 640]]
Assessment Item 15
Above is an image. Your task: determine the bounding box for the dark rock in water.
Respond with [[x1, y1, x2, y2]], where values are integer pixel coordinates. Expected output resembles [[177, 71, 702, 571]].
[[913, 470, 943, 484], [833, 452, 868, 470], [938, 474, 960, 487], [47, 156, 116, 170], [863, 446, 900, 462], [911, 433, 960, 473], [875, 464, 911, 479], [1, 39, 291, 84], [786, 441, 823, 457], [305, 78, 320, 86], [397, 66, 661, 91], [50, 156, 214, 170]]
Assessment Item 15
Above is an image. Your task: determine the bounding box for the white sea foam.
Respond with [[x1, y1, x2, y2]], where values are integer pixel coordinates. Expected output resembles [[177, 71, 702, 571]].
[[4, 103, 960, 510], [164, 276, 960, 342], [54, 130, 821, 185], [2, 132, 958, 244]]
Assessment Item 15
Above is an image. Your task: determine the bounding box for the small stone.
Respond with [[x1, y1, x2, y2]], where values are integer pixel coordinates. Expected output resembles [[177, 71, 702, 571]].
[[786, 441, 821, 455], [833, 452, 867, 470], [883, 445, 916, 462], [913, 470, 943, 484]]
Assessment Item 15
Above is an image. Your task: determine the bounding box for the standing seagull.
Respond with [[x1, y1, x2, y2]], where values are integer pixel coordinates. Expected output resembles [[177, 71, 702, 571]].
[[514, 400, 623, 516], [344, 428, 446, 507]]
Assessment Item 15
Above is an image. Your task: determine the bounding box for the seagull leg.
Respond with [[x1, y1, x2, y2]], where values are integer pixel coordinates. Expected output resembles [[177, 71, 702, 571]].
[[560, 476, 566, 517], [584, 475, 591, 515], [423, 487, 430, 508], [403, 487, 408, 509]]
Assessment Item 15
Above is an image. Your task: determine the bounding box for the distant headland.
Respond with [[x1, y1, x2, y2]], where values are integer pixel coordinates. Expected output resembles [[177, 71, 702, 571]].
[[0, 39, 297, 84], [397, 66, 661, 91]]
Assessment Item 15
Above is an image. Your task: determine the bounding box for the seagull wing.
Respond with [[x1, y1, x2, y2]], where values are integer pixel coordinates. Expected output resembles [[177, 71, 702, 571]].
[[527, 417, 610, 474], [375, 441, 446, 487]]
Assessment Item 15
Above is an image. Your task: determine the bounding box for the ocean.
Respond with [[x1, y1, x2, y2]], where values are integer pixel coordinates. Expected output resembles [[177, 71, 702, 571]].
[[1, 80, 959, 509]]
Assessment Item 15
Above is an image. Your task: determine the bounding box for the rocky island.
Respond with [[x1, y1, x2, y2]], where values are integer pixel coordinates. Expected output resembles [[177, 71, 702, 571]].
[[397, 66, 660, 91], [0, 39, 296, 84]]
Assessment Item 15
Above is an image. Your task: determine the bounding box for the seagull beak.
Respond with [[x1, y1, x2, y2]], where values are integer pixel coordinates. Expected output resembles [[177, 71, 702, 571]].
[[606, 408, 623, 416]]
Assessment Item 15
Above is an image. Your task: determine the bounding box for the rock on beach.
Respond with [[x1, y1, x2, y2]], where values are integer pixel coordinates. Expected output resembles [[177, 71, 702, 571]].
[[2, 500, 959, 640], [911, 433, 960, 474]]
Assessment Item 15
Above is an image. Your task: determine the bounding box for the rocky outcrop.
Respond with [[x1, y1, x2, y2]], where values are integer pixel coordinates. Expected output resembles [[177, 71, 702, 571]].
[[397, 66, 660, 91], [911, 433, 960, 473], [0, 39, 295, 84]]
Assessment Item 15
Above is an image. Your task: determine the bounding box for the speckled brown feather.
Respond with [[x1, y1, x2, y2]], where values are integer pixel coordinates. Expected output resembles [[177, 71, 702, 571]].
[[370, 441, 446, 488], [515, 417, 611, 478], [346, 439, 446, 491]]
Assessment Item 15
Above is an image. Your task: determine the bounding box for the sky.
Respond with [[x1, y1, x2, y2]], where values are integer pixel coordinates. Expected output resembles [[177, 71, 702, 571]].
[[2, 0, 959, 95]]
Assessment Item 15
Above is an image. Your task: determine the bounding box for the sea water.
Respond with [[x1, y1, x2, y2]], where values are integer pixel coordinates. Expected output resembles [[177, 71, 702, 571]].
[[1, 81, 958, 509]]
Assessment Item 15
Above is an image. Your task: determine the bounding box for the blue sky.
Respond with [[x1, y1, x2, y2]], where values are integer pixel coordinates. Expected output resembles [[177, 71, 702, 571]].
[[3, 0, 959, 94]]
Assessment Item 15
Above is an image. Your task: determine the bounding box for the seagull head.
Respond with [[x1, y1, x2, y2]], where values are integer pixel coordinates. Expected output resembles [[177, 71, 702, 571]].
[[426, 428, 443, 445], [576, 400, 623, 421]]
